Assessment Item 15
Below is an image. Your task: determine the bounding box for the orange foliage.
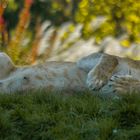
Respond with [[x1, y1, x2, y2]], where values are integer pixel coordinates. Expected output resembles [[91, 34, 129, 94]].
[[0, 0, 8, 47], [7, 0, 34, 62]]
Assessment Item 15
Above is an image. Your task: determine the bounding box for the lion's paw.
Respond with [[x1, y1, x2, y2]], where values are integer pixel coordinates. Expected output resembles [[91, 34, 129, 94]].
[[86, 70, 107, 91], [87, 76, 104, 91]]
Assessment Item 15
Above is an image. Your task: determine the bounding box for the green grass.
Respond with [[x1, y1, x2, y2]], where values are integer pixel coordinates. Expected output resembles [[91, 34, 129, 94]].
[[0, 91, 140, 140]]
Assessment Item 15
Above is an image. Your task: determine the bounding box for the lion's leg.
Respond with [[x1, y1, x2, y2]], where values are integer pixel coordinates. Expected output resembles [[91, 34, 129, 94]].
[[87, 54, 118, 90], [77, 53, 102, 72], [110, 75, 140, 94]]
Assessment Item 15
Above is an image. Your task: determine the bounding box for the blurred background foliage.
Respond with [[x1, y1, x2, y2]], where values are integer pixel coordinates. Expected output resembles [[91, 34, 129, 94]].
[[1, 0, 140, 64]]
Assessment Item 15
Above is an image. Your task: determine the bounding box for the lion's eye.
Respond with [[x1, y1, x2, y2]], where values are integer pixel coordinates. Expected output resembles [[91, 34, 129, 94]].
[[23, 76, 29, 81]]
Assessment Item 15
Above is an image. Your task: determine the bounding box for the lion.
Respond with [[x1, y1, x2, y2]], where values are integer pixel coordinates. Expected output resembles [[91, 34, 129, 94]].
[[0, 52, 139, 96]]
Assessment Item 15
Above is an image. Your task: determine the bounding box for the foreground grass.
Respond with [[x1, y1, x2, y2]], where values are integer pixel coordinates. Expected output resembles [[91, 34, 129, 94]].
[[0, 91, 140, 140]]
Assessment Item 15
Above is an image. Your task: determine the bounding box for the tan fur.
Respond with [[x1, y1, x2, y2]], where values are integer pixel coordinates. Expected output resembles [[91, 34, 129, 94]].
[[0, 60, 87, 93], [110, 75, 140, 95], [77, 53, 140, 95], [0, 52, 140, 96]]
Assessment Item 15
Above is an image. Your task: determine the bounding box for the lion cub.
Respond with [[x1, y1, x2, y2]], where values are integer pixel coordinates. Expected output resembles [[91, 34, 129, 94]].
[[0, 52, 140, 95]]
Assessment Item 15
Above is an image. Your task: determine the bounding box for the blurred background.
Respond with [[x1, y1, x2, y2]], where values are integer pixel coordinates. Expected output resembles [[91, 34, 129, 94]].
[[0, 0, 140, 64]]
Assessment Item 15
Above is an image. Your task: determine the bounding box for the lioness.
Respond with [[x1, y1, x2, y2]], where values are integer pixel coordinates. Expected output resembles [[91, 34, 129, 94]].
[[0, 52, 139, 96]]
